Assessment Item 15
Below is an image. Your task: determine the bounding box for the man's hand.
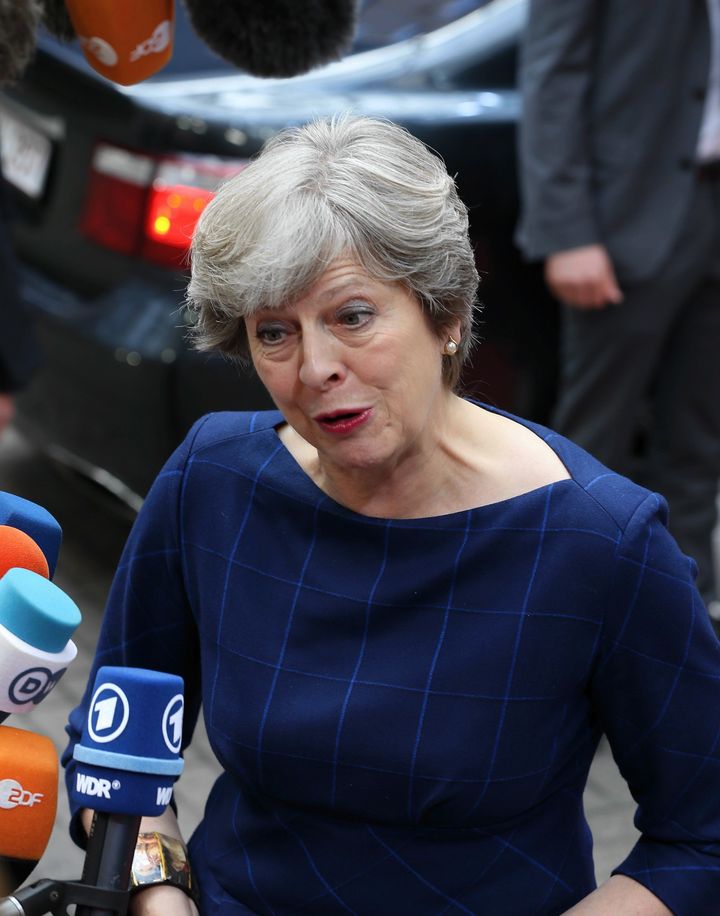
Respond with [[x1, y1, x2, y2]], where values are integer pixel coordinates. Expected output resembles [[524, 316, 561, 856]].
[[544, 244, 623, 310], [0, 394, 14, 437]]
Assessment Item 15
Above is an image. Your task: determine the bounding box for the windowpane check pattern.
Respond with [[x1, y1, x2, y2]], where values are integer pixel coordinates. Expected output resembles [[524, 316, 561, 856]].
[[64, 407, 720, 915]]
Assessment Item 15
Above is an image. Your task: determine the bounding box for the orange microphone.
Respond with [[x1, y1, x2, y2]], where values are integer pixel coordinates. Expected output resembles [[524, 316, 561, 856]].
[[0, 726, 58, 894], [0, 527, 49, 581], [63, 0, 175, 86]]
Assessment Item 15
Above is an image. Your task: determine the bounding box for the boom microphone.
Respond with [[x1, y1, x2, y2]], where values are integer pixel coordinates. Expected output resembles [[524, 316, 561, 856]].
[[0, 568, 81, 723], [0, 726, 58, 895], [181, 0, 360, 78], [0, 493, 61, 579], [71, 666, 185, 916], [62, 0, 175, 85], [0, 0, 43, 87]]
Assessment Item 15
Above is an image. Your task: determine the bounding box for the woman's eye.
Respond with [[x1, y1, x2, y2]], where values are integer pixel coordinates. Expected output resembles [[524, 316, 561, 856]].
[[257, 325, 287, 344], [338, 307, 373, 328]]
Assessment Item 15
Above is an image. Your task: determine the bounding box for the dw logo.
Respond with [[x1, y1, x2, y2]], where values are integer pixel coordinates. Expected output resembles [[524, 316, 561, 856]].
[[9, 667, 67, 706], [162, 694, 184, 754], [87, 683, 130, 743]]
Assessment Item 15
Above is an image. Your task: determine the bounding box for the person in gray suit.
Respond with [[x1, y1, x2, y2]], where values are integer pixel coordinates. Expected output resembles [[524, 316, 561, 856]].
[[517, 0, 720, 610]]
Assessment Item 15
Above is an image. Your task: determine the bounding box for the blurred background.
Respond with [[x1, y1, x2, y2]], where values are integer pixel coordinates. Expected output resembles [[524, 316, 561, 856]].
[[0, 0, 662, 897], [0, 0, 558, 511]]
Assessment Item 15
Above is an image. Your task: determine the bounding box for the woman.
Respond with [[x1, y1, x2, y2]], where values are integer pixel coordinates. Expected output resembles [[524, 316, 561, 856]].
[[64, 116, 720, 915]]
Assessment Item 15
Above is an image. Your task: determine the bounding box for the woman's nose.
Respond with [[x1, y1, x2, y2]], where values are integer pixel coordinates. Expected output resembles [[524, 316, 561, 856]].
[[297, 331, 346, 389]]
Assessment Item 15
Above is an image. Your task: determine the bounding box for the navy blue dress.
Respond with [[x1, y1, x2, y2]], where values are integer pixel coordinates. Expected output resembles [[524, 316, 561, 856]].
[[64, 407, 720, 915]]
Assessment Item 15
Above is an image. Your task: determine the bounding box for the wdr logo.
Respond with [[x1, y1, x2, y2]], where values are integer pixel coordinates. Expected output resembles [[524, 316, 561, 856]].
[[156, 786, 172, 806], [87, 683, 130, 743], [75, 773, 112, 799]]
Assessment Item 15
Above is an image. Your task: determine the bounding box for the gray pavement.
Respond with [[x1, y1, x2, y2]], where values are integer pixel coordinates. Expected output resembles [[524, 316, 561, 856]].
[[0, 426, 641, 896]]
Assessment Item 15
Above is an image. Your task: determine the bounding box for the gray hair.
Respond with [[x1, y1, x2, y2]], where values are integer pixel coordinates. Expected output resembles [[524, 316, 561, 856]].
[[186, 114, 480, 388]]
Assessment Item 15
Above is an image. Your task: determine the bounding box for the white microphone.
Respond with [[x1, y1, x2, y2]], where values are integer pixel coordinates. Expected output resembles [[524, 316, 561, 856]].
[[0, 568, 81, 723]]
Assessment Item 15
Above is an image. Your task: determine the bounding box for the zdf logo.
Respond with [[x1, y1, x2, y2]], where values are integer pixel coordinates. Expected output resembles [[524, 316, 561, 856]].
[[0, 779, 43, 808], [87, 683, 130, 743]]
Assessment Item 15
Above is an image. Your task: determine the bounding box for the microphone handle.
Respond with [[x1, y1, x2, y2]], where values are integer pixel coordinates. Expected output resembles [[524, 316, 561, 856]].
[[77, 811, 141, 916]]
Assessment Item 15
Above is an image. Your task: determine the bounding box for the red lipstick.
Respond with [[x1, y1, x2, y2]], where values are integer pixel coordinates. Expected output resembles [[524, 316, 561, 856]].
[[315, 408, 372, 435]]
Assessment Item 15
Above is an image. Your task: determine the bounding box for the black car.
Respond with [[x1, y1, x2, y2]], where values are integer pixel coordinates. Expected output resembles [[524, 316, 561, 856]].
[[0, 0, 555, 506]]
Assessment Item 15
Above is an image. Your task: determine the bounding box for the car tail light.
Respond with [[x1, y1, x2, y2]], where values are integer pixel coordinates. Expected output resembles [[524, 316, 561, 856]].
[[80, 143, 247, 268]]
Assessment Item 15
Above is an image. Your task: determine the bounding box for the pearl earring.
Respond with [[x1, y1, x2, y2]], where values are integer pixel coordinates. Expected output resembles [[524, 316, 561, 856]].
[[444, 338, 458, 356]]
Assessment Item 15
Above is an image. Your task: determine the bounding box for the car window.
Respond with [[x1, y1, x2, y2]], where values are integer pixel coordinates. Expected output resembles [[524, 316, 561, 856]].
[[40, 0, 495, 79], [353, 0, 494, 52]]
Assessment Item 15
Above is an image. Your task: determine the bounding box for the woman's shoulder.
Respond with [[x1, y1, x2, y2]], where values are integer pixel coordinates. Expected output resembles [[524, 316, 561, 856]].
[[474, 400, 662, 536], [154, 409, 286, 490], [177, 409, 284, 458]]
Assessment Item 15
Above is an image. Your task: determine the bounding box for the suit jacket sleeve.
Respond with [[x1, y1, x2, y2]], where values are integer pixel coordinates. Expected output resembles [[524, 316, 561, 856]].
[[590, 493, 720, 915], [516, 0, 602, 261]]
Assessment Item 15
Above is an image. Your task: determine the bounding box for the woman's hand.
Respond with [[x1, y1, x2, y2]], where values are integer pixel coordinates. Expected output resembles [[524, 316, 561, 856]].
[[129, 884, 199, 916], [562, 875, 672, 914], [80, 809, 198, 914]]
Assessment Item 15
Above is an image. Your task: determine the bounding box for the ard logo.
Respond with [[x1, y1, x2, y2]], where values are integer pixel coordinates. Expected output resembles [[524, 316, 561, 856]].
[[87, 683, 130, 743], [162, 694, 184, 754]]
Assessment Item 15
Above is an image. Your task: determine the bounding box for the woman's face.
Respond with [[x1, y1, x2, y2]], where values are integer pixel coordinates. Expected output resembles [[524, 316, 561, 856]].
[[246, 260, 457, 479]]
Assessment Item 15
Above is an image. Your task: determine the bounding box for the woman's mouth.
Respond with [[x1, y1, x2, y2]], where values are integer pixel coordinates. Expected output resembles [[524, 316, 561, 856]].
[[315, 408, 372, 435]]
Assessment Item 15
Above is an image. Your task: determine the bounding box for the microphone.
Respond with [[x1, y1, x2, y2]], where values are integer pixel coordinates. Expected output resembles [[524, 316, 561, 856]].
[[62, 0, 175, 86], [71, 666, 185, 916], [182, 0, 360, 78], [0, 726, 58, 896], [0, 493, 62, 580], [0, 0, 43, 87], [0, 527, 49, 581], [0, 568, 81, 723]]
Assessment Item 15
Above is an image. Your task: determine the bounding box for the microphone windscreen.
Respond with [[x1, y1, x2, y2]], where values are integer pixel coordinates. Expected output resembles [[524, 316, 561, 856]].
[[39, 0, 77, 42], [181, 0, 359, 78], [0, 527, 49, 580], [0, 493, 62, 579], [0, 569, 80, 716], [73, 667, 184, 816], [0, 0, 43, 87], [63, 0, 175, 85], [0, 726, 58, 863]]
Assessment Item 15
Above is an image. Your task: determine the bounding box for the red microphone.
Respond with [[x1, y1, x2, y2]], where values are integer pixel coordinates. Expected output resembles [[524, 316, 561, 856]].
[[63, 0, 175, 85], [0, 527, 49, 582]]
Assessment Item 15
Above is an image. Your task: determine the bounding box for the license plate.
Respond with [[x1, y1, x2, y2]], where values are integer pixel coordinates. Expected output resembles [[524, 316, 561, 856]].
[[0, 108, 52, 199]]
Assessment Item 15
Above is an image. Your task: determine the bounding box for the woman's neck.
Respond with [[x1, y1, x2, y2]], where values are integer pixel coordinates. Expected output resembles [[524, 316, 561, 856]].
[[279, 399, 571, 519]]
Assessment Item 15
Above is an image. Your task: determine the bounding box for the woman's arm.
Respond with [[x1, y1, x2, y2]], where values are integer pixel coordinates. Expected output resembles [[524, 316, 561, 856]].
[[586, 492, 720, 913], [564, 875, 672, 915], [80, 808, 198, 916]]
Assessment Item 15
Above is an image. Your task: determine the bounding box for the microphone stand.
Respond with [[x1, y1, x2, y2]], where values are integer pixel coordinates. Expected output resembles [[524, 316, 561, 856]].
[[77, 811, 142, 916], [0, 879, 129, 915], [0, 812, 141, 916]]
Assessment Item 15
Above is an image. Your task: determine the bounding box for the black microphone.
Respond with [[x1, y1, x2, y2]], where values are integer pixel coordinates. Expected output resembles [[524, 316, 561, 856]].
[[72, 666, 186, 916], [181, 0, 360, 77], [0, 0, 43, 87]]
